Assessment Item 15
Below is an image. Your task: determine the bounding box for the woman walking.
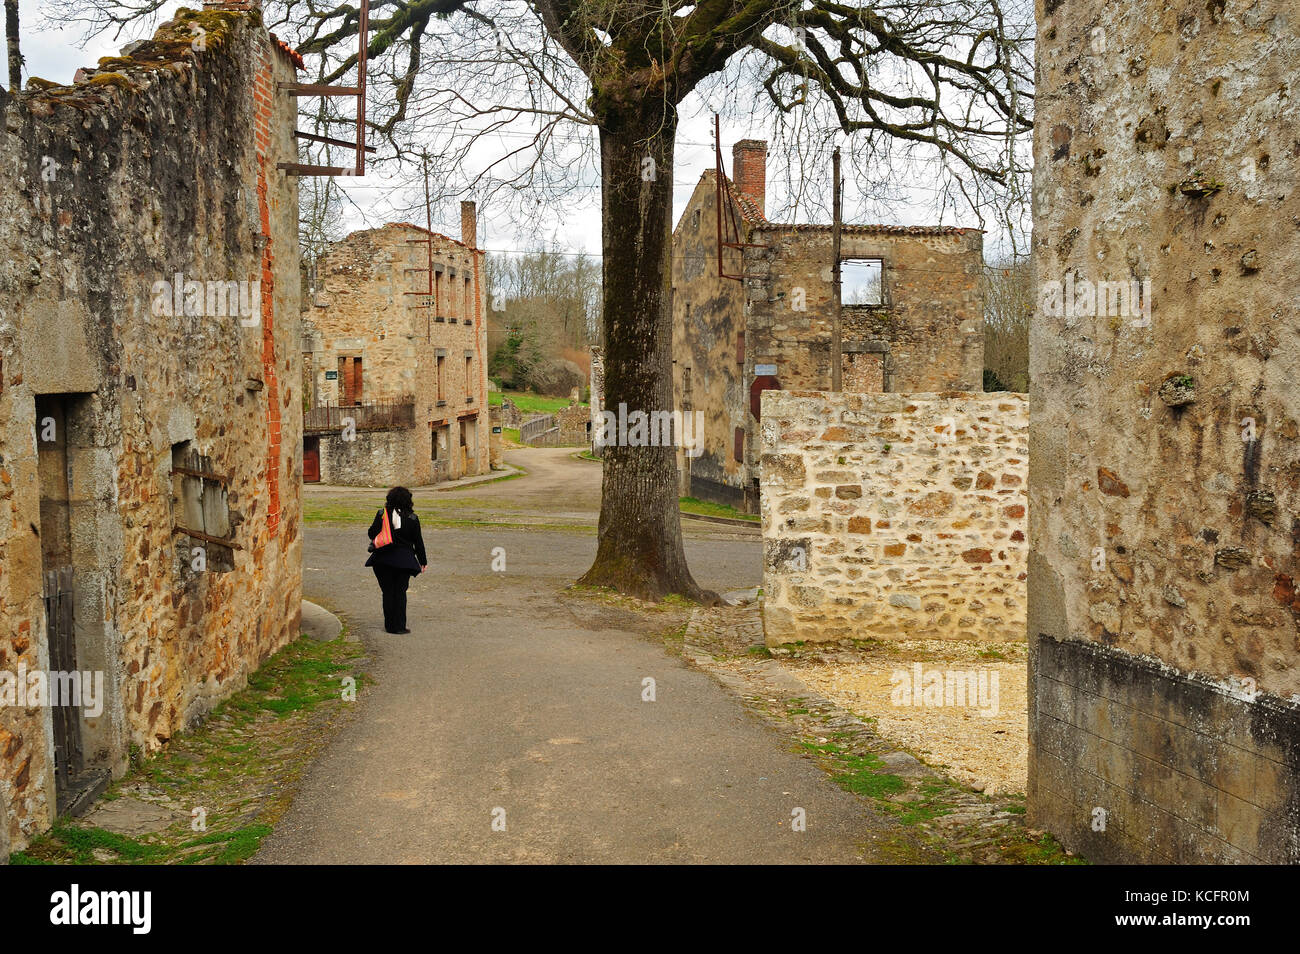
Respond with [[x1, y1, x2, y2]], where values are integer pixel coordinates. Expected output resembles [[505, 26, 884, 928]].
[[365, 486, 427, 634]]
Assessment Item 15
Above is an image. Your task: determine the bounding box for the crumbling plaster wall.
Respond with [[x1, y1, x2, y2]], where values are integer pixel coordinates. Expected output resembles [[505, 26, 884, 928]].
[[670, 174, 750, 505], [1029, 0, 1300, 862]]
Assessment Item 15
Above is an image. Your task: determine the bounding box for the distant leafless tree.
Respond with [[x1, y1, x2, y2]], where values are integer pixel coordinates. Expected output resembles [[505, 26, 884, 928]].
[[983, 255, 1031, 392], [486, 243, 599, 390]]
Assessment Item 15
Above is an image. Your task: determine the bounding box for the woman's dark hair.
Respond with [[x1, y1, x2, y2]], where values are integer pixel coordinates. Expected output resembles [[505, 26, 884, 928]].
[[386, 486, 414, 514]]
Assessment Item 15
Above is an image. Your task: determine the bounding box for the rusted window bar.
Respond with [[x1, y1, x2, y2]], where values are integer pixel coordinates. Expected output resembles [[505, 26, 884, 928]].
[[170, 466, 230, 484], [173, 526, 243, 550]]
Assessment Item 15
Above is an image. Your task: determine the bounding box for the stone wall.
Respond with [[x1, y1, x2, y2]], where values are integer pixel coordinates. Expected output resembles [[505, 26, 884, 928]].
[[1029, 0, 1300, 862], [760, 390, 1027, 647], [670, 172, 751, 505], [743, 225, 985, 396], [557, 402, 592, 445], [0, 7, 302, 852], [318, 429, 418, 488]]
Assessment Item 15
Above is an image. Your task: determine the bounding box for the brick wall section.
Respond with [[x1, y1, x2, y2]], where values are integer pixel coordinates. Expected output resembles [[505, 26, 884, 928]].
[[732, 141, 767, 215], [0, 9, 302, 852], [1029, 0, 1300, 861], [760, 390, 1027, 647], [253, 33, 282, 534]]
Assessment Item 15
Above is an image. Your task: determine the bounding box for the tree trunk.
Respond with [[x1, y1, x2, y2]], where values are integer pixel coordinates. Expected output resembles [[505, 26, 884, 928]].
[[577, 105, 717, 604], [4, 0, 19, 94]]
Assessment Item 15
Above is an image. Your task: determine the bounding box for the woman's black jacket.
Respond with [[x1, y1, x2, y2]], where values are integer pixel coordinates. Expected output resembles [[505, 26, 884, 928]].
[[364, 507, 427, 573]]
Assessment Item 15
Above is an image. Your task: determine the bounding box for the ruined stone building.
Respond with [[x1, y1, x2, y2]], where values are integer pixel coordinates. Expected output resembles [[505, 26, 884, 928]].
[[302, 210, 490, 486], [671, 140, 985, 512], [0, 4, 303, 855], [1029, 0, 1299, 862]]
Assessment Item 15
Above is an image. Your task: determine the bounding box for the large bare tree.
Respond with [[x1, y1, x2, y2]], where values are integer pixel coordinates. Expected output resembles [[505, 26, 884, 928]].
[[53, 0, 1033, 601]]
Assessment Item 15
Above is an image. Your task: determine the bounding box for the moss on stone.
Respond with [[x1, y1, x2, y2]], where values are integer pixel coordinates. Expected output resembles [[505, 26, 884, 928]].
[[87, 73, 140, 91]]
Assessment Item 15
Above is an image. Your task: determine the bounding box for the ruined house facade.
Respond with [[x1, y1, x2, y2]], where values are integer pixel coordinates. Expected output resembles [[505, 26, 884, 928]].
[[302, 211, 490, 486], [1029, 0, 1299, 862], [671, 141, 985, 512], [0, 5, 303, 854]]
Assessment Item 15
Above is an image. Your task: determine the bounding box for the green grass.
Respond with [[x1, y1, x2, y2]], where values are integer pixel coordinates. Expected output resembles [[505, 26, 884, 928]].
[[303, 497, 594, 534], [790, 736, 1080, 864], [679, 496, 760, 523], [10, 635, 365, 866], [489, 389, 585, 415]]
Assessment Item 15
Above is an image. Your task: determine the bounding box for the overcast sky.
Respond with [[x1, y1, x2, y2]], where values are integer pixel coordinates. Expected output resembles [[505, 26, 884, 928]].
[[21, 2, 1014, 259]]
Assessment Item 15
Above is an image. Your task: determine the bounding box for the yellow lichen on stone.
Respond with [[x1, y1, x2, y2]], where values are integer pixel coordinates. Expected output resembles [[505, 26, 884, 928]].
[[87, 73, 139, 91]]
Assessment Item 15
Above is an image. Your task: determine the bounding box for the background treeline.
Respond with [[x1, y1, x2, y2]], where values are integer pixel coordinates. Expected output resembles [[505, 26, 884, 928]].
[[983, 255, 1031, 392], [485, 245, 600, 397]]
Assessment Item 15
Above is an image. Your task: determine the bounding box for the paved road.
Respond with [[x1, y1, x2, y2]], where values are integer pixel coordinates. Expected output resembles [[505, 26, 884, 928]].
[[256, 450, 891, 863]]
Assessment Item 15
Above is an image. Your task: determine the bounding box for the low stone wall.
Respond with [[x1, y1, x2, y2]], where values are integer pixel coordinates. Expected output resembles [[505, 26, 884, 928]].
[[1032, 634, 1299, 863], [759, 390, 1028, 646], [557, 403, 591, 445], [318, 428, 418, 487]]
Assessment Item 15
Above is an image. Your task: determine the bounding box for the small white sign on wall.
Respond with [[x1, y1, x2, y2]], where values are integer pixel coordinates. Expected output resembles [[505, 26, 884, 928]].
[[755, 363, 778, 376]]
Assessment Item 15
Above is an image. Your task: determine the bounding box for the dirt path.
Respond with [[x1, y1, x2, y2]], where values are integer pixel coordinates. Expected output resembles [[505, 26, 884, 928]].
[[258, 450, 927, 863]]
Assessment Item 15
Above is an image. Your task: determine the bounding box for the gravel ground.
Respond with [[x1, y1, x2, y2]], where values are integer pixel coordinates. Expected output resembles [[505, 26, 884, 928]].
[[779, 639, 1028, 796]]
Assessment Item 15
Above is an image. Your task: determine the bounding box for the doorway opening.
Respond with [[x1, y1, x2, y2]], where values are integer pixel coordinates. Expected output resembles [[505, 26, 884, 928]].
[[34, 393, 114, 816]]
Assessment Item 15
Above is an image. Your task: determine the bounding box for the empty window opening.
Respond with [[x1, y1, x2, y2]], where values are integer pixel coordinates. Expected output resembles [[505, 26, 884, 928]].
[[842, 258, 884, 306]]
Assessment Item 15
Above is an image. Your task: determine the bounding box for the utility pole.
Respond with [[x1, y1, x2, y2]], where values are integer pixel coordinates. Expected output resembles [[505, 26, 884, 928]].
[[404, 150, 437, 340], [6, 0, 22, 93], [830, 147, 843, 392]]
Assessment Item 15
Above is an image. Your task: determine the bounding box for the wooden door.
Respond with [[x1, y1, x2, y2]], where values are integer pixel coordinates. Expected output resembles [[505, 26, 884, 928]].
[[303, 437, 320, 483]]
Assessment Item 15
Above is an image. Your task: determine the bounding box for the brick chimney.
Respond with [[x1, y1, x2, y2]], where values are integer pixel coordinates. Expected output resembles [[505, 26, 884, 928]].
[[461, 201, 478, 249], [731, 140, 767, 215]]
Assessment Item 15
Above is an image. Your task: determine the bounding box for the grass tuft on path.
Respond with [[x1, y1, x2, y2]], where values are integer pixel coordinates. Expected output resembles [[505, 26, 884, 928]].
[[679, 496, 760, 523]]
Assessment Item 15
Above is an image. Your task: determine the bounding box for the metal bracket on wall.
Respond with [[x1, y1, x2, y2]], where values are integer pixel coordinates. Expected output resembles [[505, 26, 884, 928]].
[[278, 0, 373, 177]]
